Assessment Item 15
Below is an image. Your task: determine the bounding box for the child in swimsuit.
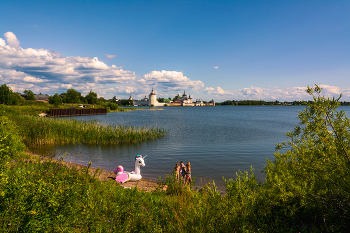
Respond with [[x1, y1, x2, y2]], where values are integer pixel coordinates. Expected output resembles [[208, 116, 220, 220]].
[[185, 162, 192, 185], [180, 161, 186, 184], [173, 162, 180, 182]]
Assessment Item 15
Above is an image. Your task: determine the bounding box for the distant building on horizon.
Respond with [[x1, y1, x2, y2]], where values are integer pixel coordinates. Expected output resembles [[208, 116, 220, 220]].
[[130, 89, 215, 107]]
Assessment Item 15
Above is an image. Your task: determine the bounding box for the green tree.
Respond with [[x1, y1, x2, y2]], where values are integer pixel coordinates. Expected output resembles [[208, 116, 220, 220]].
[[111, 96, 118, 103], [85, 91, 98, 104], [49, 93, 63, 106], [23, 89, 35, 100], [120, 99, 133, 106], [265, 84, 350, 225], [65, 89, 82, 103], [0, 84, 19, 105], [11, 92, 22, 105]]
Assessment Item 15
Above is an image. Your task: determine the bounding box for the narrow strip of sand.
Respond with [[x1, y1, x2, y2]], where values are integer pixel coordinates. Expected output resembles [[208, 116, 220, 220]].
[[25, 152, 160, 192]]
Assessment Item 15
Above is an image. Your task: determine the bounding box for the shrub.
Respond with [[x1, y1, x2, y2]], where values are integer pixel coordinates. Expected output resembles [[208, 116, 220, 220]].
[[0, 115, 26, 159], [264, 84, 350, 229]]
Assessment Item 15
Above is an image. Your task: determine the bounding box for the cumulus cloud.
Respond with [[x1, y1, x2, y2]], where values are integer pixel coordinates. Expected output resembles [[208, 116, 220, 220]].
[[204, 87, 214, 94], [2, 32, 349, 102], [0, 32, 208, 99], [4, 32, 20, 50], [23, 76, 47, 83], [104, 54, 117, 59], [140, 70, 204, 91], [0, 32, 137, 96], [211, 85, 348, 102], [112, 70, 204, 99]]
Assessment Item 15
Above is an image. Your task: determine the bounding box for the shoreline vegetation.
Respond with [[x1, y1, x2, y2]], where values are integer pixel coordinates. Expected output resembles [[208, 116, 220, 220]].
[[1, 85, 350, 231], [0, 105, 167, 146]]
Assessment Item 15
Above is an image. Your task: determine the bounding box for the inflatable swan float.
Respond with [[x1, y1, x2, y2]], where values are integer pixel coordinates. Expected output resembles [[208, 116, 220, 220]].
[[114, 155, 146, 183]]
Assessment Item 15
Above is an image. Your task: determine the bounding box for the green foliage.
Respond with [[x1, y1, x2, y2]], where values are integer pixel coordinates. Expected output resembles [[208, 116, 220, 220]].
[[224, 166, 259, 208], [62, 89, 82, 103], [99, 101, 118, 111], [2, 108, 167, 146], [10, 92, 22, 105], [23, 89, 35, 101], [85, 91, 98, 104], [0, 84, 20, 105], [162, 174, 190, 196], [0, 116, 26, 159], [48, 93, 63, 106], [120, 99, 133, 106], [265, 84, 350, 228]]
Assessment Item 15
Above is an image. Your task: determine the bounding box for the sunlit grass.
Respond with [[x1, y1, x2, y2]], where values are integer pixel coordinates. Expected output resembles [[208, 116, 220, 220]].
[[8, 114, 166, 146], [0, 104, 167, 146], [0, 155, 339, 232]]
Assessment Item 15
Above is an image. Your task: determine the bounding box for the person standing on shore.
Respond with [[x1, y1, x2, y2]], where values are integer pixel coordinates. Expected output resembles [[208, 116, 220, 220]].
[[185, 162, 192, 185], [180, 161, 186, 184], [173, 162, 181, 182]]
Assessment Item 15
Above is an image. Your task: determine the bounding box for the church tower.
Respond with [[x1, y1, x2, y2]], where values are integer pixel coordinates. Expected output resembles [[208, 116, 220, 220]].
[[149, 88, 157, 106]]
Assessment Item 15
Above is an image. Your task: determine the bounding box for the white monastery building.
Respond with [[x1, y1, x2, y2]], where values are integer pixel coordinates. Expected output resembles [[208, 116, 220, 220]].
[[130, 89, 215, 107]]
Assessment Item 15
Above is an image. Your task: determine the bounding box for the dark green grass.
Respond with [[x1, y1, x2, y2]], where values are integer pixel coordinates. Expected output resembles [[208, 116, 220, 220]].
[[0, 155, 342, 232]]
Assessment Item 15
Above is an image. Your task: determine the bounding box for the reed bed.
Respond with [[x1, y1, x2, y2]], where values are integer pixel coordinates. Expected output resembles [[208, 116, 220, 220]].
[[4, 112, 167, 146]]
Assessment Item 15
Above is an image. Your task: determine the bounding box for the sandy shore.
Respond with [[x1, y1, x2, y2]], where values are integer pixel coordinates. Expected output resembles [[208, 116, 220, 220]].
[[25, 152, 160, 192]]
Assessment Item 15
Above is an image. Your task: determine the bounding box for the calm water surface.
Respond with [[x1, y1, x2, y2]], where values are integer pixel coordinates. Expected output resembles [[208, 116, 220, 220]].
[[31, 106, 350, 188]]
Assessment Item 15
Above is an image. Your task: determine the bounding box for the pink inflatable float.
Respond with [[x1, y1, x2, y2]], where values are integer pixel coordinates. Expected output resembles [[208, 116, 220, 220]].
[[114, 155, 146, 183]]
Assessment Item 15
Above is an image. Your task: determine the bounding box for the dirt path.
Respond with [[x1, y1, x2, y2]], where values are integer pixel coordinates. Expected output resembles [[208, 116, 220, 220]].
[[26, 152, 160, 192]]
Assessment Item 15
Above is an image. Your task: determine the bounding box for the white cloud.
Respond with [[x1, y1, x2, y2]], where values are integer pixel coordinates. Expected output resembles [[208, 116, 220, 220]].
[[105, 54, 117, 59], [2, 32, 349, 102], [211, 85, 347, 102], [4, 32, 20, 50], [0, 32, 137, 96], [204, 87, 214, 94], [141, 70, 204, 92], [61, 84, 72, 89], [23, 76, 47, 83], [1, 32, 208, 99]]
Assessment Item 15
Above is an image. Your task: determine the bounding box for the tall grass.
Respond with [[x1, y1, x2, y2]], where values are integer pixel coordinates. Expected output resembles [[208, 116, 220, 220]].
[[0, 155, 342, 232], [0, 104, 167, 146], [7, 113, 167, 146]]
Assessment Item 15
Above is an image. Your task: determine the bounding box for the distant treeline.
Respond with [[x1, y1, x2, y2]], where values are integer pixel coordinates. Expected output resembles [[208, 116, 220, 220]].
[[0, 84, 128, 108], [218, 100, 350, 106]]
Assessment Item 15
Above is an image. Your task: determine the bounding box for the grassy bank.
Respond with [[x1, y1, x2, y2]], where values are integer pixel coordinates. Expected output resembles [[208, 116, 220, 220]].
[[1, 105, 167, 146], [0, 154, 344, 232]]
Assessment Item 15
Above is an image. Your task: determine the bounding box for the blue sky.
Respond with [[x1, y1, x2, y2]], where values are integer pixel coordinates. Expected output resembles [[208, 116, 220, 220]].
[[1, 0, 349, 101]]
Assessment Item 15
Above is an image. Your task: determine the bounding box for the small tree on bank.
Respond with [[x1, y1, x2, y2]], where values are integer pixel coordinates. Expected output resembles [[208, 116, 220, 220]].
[[85, 91, 98, 104], [23, 89, 35, 101], [49, 93, 63, 106], [265, 84, 350, 226], [0, 84, 20, 105]]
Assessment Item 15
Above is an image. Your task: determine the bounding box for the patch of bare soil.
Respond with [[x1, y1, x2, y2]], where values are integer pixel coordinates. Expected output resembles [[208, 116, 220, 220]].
[[25, 152, 160, 192]]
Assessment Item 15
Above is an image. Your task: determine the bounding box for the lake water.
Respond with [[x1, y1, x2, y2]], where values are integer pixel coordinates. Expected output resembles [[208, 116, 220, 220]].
[[30, 106, 350, 189]]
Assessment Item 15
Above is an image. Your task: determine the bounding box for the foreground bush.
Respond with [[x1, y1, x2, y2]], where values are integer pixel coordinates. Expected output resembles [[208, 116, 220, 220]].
[[0, 116, 26, 160]]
